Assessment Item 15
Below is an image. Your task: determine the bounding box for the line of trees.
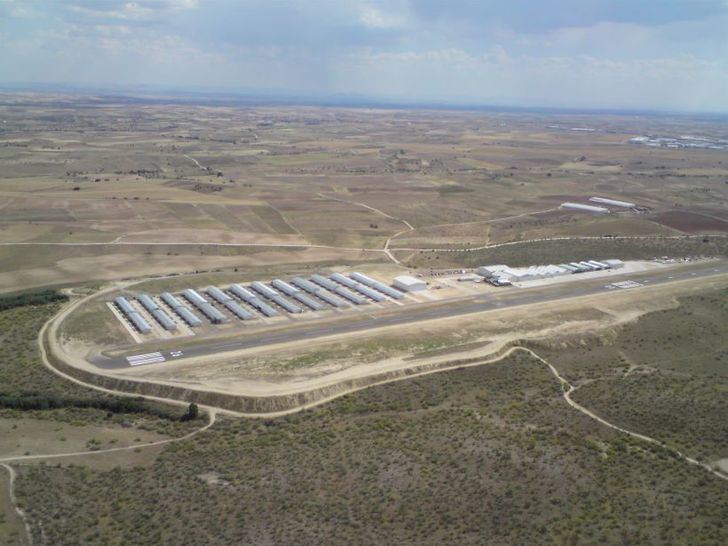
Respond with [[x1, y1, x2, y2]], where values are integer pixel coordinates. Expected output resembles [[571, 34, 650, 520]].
[[0, 393, 195, 421], [0, 289, 67, 312]]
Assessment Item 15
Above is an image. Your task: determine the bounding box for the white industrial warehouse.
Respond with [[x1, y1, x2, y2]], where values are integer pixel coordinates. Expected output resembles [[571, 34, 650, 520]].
[[477, 259, 623, 284], [393, 275, 427, 292], [589, 196, 636, 208], [561, 196, 640, 214], [560, 202, 609, 214]]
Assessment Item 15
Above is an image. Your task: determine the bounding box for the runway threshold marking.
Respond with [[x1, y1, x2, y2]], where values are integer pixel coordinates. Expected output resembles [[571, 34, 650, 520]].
[[126, 351, 166, 366], [607, 280, 644, 289]]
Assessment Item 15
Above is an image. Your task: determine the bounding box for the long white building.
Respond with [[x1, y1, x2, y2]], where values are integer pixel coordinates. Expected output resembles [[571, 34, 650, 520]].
[[477, 258, 621, 284], [589, 196, 636, 208], [560, 202, 609, 214]]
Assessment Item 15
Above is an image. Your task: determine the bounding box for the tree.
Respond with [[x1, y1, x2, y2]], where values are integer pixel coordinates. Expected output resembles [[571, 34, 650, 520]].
[[182, 403, 199, 421]]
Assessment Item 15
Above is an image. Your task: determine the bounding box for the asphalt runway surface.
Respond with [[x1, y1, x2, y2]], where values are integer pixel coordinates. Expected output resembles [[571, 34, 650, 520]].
[[93, 260, 728, 369]]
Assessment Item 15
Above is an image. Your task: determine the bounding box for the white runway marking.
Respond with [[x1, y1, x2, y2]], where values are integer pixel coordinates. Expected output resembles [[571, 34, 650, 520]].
[[607, 280, 644, 289], [126, 352, 166, 366]]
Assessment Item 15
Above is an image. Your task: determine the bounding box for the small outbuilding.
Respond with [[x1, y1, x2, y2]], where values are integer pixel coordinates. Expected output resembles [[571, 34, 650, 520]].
[[393, 275, 427, 292], [604, 259, 624, 269]]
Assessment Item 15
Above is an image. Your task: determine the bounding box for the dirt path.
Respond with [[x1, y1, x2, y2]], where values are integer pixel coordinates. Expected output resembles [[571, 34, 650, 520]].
[[39, 280, 246, 418], [318, 192, 413, 229], [0, 241, 377, 252], [420, 208, 559, 230], [519, 347, 728, 482], [318, 192, 414, 264], [43, 267, 728, 411], [0, 411, 216, 545], [0, 234, 723, 263], [2, 233, 719, 255], [383, 227, 414, 264], [183, 154, 207, 171], [2, 340, 724, 545], [1, 463, 33, 545], [29, 292, 728, 489], [0, 411, 216, 465], [385, 207, 559, 252]]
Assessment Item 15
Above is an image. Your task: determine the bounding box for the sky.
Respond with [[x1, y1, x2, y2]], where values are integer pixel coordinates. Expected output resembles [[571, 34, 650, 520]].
[[1, 0, 727, 112]]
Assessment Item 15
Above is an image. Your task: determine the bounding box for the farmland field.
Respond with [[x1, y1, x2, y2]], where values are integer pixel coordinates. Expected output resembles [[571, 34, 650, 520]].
[[1, 95, 727, 292]]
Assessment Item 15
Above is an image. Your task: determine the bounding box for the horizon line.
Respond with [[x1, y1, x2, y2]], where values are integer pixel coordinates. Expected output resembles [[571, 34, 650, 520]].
[[1, 81, 727, 118]]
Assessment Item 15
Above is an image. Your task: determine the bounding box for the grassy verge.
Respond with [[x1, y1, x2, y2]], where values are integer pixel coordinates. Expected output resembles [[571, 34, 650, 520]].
[[405, 235, 728, 268]]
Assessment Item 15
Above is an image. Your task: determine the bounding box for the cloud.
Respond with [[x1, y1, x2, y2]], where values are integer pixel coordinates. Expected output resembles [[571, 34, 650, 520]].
[[0, 0, 727, 111], [408, 0, 728, 33], [345, 45, 728, 111], [359, 4, 405, 29]]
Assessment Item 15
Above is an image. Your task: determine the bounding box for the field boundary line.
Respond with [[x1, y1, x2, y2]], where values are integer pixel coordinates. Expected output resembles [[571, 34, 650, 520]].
[[0, 234, 725, 261], [0, 241, 382, 252], [317, 192, 414, 264]]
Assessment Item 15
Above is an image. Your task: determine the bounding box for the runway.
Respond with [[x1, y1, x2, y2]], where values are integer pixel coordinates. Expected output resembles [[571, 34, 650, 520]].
[[94, 259, 728, 369]]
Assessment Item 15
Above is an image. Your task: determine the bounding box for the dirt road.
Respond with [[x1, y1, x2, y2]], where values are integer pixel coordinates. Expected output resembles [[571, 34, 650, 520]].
[[1, 462, 32, 545], [520, 347, 728, 482], [0, 411, 216, 465]]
